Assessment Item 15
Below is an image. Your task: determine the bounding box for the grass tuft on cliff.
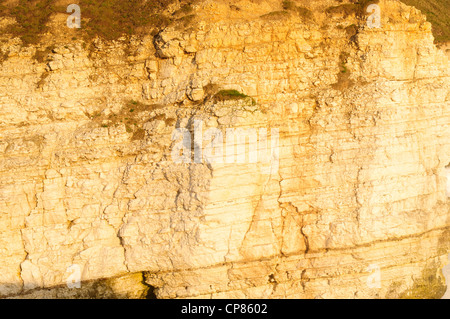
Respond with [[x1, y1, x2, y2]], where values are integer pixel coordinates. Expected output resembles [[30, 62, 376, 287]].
[[214, 90, 256, 105], [214, 90, 249, 100]]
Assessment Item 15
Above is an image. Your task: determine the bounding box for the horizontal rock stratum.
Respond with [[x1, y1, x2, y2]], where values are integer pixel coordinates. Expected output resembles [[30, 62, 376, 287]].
[[0, 0, 449, 298]]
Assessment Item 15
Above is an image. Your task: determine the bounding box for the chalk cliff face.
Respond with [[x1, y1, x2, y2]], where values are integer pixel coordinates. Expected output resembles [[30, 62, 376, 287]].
[[0, 0, 449, 298]]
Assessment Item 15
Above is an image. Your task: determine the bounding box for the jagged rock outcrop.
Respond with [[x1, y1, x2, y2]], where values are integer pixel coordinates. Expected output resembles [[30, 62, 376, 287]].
[[0, 0, 448, 298]]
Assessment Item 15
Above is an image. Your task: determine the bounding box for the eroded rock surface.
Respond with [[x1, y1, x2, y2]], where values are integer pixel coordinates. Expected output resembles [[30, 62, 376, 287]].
[[0, 0, 448, 298]]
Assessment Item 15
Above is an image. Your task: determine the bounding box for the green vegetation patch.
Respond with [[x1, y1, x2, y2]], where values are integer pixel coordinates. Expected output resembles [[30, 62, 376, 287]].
[[401, 0, 450, 43], [213, 90, 257, 106], [214, 90, 249, 100], [79, 0, 174, 41], [0, 0, 58, 45], [282, 1, 314, 21], [1, 0, 448, 45], [260, 10, 291, 20], [0, 0, 197, 45], [325, 0, 380, 17], [399, 266, 447, 299], [325, 0, 449, 43]]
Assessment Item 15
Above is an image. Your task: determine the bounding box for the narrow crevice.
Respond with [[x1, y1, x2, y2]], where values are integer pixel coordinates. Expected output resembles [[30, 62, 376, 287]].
[[300, 214, 310, 254], [141, 273, 158, 299], [445, 163, 450, 197], [145, 285, 158, 299]]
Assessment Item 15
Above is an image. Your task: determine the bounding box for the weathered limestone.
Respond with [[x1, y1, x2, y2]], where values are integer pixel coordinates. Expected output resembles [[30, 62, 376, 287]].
[[0, 0, 448, 298]]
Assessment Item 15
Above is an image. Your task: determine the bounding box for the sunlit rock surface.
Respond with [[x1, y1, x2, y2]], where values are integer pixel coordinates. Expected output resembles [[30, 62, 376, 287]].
[[0, 0, 448, 298]]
